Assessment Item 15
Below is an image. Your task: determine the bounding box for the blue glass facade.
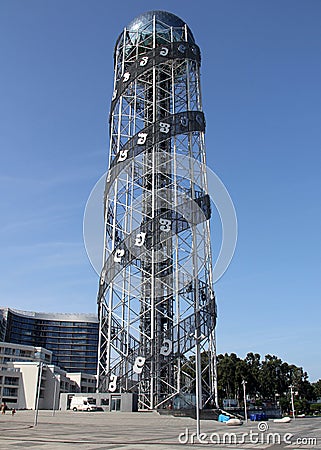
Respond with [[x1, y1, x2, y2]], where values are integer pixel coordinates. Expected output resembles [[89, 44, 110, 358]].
[[0, 308, 99, 374]]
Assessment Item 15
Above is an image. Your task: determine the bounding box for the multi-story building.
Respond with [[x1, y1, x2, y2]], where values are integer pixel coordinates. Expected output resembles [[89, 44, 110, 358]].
[[0, 341, 96, 409], [7, 361, 74, 410], [0, 342, 52, 407], [0, 307, 99, 374], [66, 372, 96, 394], [0, 341, 52, 366]]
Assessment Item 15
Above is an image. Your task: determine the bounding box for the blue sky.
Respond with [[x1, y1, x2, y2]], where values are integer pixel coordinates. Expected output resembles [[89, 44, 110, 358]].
[[1, 1, 320, 381]]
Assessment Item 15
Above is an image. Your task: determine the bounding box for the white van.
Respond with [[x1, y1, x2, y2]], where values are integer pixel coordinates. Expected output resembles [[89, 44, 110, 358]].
[[70, 396, 97, 412]]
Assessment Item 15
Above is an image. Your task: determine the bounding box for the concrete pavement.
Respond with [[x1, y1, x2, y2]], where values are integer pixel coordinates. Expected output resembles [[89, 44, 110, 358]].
[[0, 410, 320, 449]]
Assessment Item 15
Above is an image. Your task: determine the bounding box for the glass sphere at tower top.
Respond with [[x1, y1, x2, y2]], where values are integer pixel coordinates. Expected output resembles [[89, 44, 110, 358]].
[[115, 10, 195, 53], [127, 10, 194, 41]]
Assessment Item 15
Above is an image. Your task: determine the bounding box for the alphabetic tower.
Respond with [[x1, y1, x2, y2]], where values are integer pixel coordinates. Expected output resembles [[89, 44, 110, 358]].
[[97, 10, 217, 410]]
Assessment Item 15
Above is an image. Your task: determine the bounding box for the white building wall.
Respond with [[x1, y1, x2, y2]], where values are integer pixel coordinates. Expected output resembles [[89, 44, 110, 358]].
[[66, 372, 96, 393], [11, 363, 38, 409]]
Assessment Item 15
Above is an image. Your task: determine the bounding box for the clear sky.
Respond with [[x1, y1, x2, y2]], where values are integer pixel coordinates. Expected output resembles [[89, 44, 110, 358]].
[[1, 1, 320, 381]]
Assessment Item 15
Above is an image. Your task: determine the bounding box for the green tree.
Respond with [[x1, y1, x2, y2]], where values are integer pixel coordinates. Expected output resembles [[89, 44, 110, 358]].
[[244, 352, 261, 398], [312, 379, 321, 400], [217, 353, 242, 400], [214, 351, 315, 410], [259, 355, 283, 399]]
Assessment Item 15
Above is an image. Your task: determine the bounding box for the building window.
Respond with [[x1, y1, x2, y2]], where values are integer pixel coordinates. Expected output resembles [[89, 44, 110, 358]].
[[4, 377, 19, 386], [3, 387, 18, 397], [2, 398, 17, 403]]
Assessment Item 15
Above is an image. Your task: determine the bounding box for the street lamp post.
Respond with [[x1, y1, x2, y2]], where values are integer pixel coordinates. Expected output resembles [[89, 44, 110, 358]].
[[52, 374, 59, 416], [242, 380, 248, 422], [34, 362, 43, 427], [194, 330, 202, 438], [289, 385, 295, 419]]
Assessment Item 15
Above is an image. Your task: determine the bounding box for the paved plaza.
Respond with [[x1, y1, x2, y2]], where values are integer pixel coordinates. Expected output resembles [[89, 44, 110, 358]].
[[0, 410, 320, 449]]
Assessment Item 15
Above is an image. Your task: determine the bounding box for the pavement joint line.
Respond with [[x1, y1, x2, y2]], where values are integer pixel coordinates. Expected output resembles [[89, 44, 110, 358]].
[[0, 425, 33, 431], [1, 437, 181, 446]]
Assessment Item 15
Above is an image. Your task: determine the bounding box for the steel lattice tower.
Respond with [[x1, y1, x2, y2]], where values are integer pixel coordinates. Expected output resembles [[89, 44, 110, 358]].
[[97, 10, 217, 410]]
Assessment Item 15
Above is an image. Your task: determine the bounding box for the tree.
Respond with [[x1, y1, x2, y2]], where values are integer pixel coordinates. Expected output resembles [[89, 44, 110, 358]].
[[217, 353, 242, 400], [244, 352, 261, 398], [259, 355, 283, 399], [312, 379, 321, 400], [215, 351, 315, 409]]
